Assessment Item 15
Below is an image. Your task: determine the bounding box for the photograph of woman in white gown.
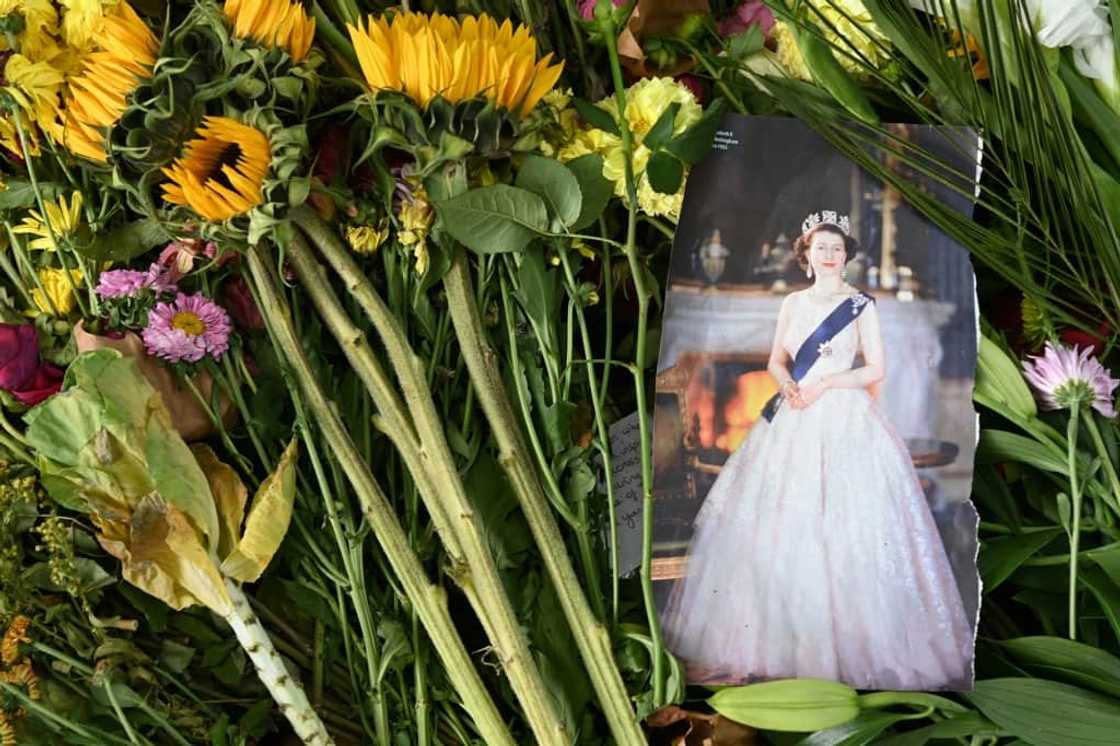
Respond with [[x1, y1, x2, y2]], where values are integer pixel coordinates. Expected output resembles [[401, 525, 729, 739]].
[[658, 211, 976, 691]]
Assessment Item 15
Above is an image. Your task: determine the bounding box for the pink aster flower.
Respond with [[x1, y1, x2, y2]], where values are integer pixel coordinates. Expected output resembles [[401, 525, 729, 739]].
[[1022, 341, 1118, 418], [142, 292, 232, 364], [96, 266, 178, 299]]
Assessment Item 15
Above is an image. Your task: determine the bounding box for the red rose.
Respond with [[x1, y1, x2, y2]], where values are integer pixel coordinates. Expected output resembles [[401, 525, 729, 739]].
[[0, 323, 63, 406], [222, 276, 265, 332], [1060, 321, 1111, 356]]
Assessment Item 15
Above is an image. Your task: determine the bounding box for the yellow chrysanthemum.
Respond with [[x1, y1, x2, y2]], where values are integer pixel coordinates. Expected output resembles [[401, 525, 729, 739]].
[[1, 54, 64, 155], [31, 267, 84, 316], [398, 189, 433, 275], [0, 0, 60, 61], [347, 12, 564, 115], [12, 191, 84, 251], [162, 116, 271, 222], [52, 1, 159, 162], [224, 0, 316, 63]]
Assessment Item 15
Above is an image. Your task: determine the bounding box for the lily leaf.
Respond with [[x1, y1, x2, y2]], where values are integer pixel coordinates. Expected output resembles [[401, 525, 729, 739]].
[[193, 445, 248, 561], [220, 438, 299, 583], [25, 350, 220, 550], [116, 495, 232, 616], [976, 335, 1037, 420]]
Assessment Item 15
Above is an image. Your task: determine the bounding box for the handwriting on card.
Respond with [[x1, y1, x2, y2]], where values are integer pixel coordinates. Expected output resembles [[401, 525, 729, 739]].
[[605, 412, 645, 577]]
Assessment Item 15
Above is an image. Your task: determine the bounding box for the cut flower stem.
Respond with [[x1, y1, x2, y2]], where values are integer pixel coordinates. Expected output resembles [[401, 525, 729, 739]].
[[283, 222, 568, 746], [246, 244, 517, 746]]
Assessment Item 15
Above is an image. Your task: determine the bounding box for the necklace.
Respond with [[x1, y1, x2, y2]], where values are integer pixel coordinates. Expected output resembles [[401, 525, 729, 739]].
[[808, 283, 851, 299]]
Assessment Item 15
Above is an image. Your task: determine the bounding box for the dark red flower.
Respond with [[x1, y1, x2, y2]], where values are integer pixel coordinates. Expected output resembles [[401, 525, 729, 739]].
[[676, 73, 707, 104], [1060, 321, 1111, 356], [222, 276, 265, 332], [0, 324, 63, 406], [718, 1, 775, 39]]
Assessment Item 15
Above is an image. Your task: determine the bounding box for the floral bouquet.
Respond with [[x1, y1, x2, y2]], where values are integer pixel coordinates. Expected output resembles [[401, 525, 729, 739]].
[[0, 0, 1117, 744]]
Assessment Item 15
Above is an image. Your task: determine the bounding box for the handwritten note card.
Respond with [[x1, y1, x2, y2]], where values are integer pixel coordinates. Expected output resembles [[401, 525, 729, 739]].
[[603, 411, 645, 578]]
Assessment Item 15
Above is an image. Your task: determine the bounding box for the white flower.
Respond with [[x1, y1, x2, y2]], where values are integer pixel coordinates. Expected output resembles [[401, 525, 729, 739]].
[[910, 0, 1119, 110]]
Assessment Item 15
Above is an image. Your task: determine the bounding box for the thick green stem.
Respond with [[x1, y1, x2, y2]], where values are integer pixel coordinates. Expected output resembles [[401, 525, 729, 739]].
[[445, 250, 647, 746], [1067, 405, 1083, 641], [246, 246, 516, 746], [284, 224, 568, 746], [604, 14, 667, 706]]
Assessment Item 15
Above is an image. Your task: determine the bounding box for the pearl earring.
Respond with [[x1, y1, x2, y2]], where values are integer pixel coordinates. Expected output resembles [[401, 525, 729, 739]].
[[841, 266, 848, 281], [806, 266, 813, 279]]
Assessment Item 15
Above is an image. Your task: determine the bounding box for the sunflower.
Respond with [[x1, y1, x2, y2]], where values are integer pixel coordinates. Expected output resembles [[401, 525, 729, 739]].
[[224, 0, 316, 63], [161, 117, 271, 222], [347, 12, 564, 115], [12, 191, 84, 251], [52, 1, 159, 162]]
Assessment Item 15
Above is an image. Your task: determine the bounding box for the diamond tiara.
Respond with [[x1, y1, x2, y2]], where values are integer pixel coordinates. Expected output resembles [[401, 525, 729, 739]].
[[801, 210, 851, 236]]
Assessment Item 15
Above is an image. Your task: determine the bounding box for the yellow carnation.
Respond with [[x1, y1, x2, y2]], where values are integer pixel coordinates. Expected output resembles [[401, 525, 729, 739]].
[[398, 189, 433, 275], [346, 222, 389, 255], [600, 76, 702, 141], [771, 1, 892, 81], [637, 177, 685, 221]]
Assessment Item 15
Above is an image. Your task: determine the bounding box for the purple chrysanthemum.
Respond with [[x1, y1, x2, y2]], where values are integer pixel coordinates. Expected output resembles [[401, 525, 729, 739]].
[[142, 292, 232, 363], [1022, 341, 1119, 418], [96, 265, 178, 299]]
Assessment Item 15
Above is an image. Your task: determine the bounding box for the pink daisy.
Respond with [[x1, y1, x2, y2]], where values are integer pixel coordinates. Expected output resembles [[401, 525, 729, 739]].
[[142, 292, 232, 363], [96, 265, 177, 299], [1022, 341, 1118, 418]]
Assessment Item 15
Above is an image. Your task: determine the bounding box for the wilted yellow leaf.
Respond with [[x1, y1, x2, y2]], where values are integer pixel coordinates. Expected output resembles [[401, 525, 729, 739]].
[[220, 439, 299, 583], [192, 444, 248, 561], [122, 495, 232, 616]]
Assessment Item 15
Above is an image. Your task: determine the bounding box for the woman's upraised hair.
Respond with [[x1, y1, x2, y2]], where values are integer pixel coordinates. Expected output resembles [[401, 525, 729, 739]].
[[793, 223, 860, 270]]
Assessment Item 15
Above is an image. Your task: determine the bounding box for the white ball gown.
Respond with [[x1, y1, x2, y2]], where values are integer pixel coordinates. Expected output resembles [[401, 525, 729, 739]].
[[659, 291, 975, 690]]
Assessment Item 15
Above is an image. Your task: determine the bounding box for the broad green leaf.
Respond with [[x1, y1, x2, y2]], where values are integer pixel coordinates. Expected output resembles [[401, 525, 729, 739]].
[[647, 151, 684, 195], [667, 98, 727, 164], [976, 335, 1037, 420], [193, 445, 248, 561], [564, 154, 613, 231], [798, 710, 917, 746], [978, 430, 1067, 475], [434, 184, 549, 254], [121, 495, 231, 616], [708, 678, 859, 732], [998, 637, 1120, 698], [1080, 566, 1120, 641], [78, 219, 173, 263], [514, 249, 559, 337], [878, 712, 999, 746], [572, 97, 620, 135], [220, 439, 298, 582], [0, 179, 65, 210], [642, 102, 680, 152], [965, 678, 1120, 745], [1088, 544, 1120, 586], [515, 155, 582, 229], [792, 25, 878, 125], [25, 351, 220, 551], [977, 529, 1061, 592]]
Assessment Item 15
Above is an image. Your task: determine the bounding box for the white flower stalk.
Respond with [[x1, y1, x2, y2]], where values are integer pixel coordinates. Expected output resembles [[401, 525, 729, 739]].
[[24, 352, 333, 745], [224, 581, 333, 745]]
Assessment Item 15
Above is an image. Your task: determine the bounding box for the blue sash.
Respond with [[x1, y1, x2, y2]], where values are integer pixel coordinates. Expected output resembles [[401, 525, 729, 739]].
[[760, 291, 875, 422]]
